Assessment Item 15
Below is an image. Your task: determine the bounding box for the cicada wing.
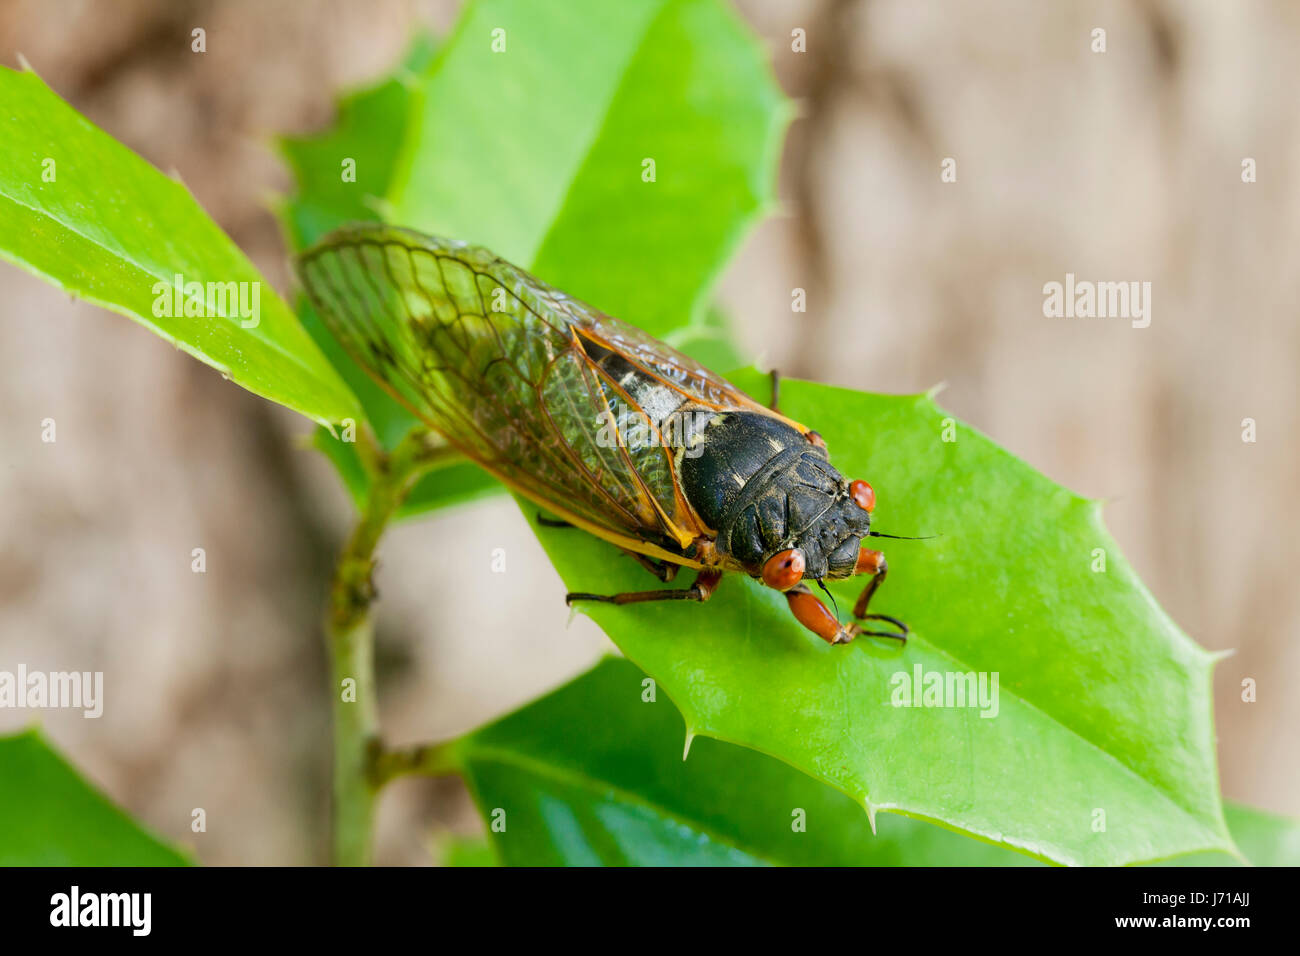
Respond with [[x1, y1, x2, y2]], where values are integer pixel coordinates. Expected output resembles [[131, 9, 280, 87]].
[[297, 224, 675, 542], [564, 308, 812, 439]]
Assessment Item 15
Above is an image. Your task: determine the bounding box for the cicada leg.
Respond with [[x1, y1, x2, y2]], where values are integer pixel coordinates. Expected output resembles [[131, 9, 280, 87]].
[[852, 548, 888, 619], [785, 585, 852, 644], [849, 548, 909, 642], [566, 570, 720, 607], [768, 370, 828, 449], [785, 582, 908, 645], [619, 550, 680, 583]]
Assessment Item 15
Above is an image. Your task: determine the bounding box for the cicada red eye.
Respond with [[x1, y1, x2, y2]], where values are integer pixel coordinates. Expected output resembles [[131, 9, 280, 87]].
[[762, 548, 806, 591], [849, 479, 875, 512]]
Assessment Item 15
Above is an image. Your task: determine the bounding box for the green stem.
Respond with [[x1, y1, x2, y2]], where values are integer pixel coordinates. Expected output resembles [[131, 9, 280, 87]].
[[370, 740, 461, 788], [325, 429, 455, 866]]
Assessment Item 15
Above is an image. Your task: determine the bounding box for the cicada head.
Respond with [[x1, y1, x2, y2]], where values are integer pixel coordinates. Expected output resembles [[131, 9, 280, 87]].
[[750, 462, 874, 587]]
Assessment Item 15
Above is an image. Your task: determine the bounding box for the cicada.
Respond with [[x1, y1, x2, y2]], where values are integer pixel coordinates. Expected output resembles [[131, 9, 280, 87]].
[[298, 225, 908, 645]]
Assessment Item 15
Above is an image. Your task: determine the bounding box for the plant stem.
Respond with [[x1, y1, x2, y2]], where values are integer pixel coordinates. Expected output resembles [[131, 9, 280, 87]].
[[324, 429, 454, 866], [370, 740, 460, 788]]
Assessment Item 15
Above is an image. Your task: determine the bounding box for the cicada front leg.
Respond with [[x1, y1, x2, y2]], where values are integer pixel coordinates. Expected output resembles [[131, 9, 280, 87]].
[[852, 548, 887, 618], [784, 585, 853, 644], [782, 548, 909, 646], [848, 547, 908, 643]]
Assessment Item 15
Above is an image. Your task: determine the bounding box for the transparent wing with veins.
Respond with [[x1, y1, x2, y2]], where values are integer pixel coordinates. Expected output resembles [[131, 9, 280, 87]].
[[297, 225, 785, 549]]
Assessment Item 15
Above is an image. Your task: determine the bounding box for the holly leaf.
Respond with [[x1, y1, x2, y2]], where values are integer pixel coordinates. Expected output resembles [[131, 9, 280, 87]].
[[0, 65, 358, 427], [387, 0, 787, 338]]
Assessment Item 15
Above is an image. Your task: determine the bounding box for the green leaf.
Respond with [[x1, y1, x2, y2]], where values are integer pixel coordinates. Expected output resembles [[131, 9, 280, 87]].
[[388, 0, 788, 337], [0, 728, 190, 866], [0, 66, 358, 427], [528, 374, 1235, 866], [452, 658, 1294, 867]]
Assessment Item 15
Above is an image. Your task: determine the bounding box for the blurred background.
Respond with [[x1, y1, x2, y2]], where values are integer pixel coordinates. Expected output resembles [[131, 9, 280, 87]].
[[0, 0, 1296, 865]]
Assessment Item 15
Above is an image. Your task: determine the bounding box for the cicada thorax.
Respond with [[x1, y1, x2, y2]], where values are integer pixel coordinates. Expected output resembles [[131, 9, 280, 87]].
[[677, 412, 872, 582]]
